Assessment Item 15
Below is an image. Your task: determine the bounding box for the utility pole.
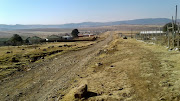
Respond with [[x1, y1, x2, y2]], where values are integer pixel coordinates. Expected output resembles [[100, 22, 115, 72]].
[[175, 5, 178, 25]]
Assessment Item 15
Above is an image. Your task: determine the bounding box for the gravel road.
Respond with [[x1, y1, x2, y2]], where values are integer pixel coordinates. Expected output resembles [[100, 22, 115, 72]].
[[0, 32, 113, 101]]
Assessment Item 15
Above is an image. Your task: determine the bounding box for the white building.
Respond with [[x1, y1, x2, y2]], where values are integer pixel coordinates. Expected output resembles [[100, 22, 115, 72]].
[[140, 31, 164, 34]]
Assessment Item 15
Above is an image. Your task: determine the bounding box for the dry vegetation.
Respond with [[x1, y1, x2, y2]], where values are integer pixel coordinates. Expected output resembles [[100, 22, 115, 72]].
[[61, 32, 180, 101], [1, 31, 180, 100], [0, 39, 99, 79]]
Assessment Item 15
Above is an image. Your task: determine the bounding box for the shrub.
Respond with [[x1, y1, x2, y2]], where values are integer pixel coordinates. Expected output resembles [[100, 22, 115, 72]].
[[9, 34, 23, 46]]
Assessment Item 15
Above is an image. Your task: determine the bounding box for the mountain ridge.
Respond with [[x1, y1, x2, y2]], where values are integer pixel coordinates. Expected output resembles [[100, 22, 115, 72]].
[[0, 18, 178, 31]]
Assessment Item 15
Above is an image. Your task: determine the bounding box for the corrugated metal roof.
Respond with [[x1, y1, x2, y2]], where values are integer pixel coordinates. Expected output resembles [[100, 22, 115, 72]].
[[140, 31, 164, 34]]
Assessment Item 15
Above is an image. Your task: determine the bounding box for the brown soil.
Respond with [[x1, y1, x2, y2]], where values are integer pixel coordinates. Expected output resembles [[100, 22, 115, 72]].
[[0, 32, 113, 101], [1, 31, 180, 101], [62, 33, 180, 101]]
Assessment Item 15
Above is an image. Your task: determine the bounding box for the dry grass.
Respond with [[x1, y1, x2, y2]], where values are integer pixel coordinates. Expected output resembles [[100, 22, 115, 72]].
[[0, 40, 97, 79], [62, 33, 180, 100]]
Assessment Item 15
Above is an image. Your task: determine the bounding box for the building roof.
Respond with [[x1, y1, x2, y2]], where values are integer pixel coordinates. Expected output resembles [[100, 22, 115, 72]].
[[140, 31, 165, 34], [47, 35, 60, 39]]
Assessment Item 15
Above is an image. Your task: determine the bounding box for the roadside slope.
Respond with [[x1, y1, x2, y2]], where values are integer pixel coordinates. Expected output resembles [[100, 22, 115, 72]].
[[62, 34, 180, 101]]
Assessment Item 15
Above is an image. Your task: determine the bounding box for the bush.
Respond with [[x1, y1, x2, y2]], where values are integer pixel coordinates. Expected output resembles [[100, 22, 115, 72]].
[[163, 23, 178, 32], [9, 34, 23, 46]]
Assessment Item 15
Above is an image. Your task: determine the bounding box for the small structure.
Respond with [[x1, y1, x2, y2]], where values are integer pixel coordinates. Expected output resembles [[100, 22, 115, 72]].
[[62, 35, 73, 40], [78, 33, 95, 37], [140, 31, 164, 34], [46, 35, 61, 42], [138, 31, 166, 40]]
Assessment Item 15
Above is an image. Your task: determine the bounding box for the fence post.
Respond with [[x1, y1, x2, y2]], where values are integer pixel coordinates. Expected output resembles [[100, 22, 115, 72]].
[[177, 23, 180, 48], [172, 16, 175, 48], [167, 26, 170, 48]]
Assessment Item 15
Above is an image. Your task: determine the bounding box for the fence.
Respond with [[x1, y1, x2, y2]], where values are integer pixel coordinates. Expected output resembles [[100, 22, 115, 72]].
[[135, 28, 180, 49]]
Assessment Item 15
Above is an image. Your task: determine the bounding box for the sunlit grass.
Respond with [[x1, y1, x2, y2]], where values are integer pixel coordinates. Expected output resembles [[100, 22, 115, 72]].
[[0, 39, 97, 79]]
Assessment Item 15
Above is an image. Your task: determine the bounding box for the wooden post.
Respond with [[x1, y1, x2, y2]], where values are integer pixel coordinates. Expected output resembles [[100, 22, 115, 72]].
[[172, 16, 175, 48], [177, 23, 180, 48], [131, 29, 132, 38], [167, 26, 170, 48]]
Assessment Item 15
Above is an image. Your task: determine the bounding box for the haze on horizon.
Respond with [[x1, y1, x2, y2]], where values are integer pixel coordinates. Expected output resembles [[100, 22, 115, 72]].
[[0, 0, 179, 25]]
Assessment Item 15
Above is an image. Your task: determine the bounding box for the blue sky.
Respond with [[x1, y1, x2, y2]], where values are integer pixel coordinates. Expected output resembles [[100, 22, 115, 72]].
[[0, 0, 179, 24]]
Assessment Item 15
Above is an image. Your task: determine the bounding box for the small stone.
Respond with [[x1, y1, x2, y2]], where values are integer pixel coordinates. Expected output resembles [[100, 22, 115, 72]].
[[168, 83, 173, 87], [99, 91, 104, 95], [96, 63, 103, 66], [74, 84, 88, 99], [122, 93, 128, 97], [110, 65, 114, 67], [52, 96, 57, 98], [123, 36, 127, 39], [118, 88, 124, 90], [109, 93, 113, 96], [6, 94, 9, 97], [6, 51, 11, 54], [160, 98, 166, 100]]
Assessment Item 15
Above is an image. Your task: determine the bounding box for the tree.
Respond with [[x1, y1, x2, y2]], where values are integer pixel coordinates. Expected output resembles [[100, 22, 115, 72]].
[[71, 29, 79, 37], [163, 23, 178, 32], [25, 37, 30, 44], [10, 34, 23, 46]]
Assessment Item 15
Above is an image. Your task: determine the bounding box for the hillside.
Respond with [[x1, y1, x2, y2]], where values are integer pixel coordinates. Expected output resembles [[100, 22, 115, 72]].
[[0, 18, 175, 31]]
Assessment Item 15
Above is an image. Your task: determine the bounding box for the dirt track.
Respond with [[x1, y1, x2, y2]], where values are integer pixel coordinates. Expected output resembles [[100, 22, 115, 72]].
[[1, 32, 180, 101], [0, 32, 113, 101]]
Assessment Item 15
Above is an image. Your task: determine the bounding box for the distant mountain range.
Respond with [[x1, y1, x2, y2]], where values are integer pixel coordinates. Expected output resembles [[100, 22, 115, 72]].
[[0, 18, 178, 31]]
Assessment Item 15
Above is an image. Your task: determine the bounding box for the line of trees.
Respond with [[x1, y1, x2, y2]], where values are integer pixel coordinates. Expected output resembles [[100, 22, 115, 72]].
[[2, 29, 80, 46]]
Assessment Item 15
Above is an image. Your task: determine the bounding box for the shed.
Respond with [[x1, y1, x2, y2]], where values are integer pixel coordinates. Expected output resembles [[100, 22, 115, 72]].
[[46, 35, 61, 42]]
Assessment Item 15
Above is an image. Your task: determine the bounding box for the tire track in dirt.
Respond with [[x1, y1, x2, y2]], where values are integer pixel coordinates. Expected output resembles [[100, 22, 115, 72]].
[[0, 32, 113, 101]]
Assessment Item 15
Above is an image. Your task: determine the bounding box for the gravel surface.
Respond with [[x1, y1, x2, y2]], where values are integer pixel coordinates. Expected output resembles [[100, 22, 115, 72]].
[[0, 32, 113, 101]]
